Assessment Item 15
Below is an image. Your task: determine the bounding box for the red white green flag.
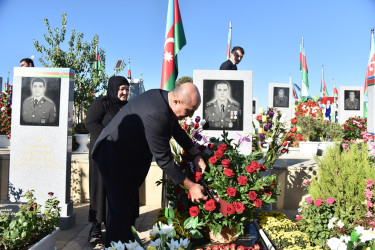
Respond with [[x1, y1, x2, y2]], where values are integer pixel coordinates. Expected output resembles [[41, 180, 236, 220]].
[[365, 29, 375, 95], [160, 0, 186, 91], [320, 66, 329, 97], [300, 38, 309, 101], [94, 45, 101, 71], [226, 22, 232, 60], [127, 59, 132, 80], [333, 85, 338, 99]]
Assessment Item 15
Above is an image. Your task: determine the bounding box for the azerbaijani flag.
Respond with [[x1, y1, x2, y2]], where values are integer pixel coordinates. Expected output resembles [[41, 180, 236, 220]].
[[333, 85, 338, 100], [94, 45, 101, 71], [292, 84, 299, 99], [160, 0, 186, 91], [226, 22, 232, 60], [300, 38, 309, 101], [320, 66, 328, 97], [365, 29, 375, 95], [127, 59, 132, 80]]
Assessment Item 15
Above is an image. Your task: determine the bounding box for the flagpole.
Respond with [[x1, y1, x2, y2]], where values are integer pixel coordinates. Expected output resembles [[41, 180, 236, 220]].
[[321, 65, 324, 97], [301, 37, 304, 99]]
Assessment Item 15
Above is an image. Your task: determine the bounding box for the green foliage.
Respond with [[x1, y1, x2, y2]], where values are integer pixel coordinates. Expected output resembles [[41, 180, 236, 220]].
[[343, 116, 367, 140], [0, 190, 61, 249], [73, 122, 89, 134], [321, 121, 343, 141], [33, 12, 108, 124], [309, 143, 375, 223], [176, 76, 193, 86]]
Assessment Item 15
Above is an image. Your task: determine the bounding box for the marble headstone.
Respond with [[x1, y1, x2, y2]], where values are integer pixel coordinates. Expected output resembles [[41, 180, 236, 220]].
[[268, 83, 294, 122], [9, 67, 75, 229], [338, 86, 364, 124], [193, 70, 253, 154], [367, 84, 374, 137]]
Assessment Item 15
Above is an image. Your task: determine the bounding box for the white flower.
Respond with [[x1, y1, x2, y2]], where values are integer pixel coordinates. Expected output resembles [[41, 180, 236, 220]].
[[327, 237, 346, 250], [150, 223, 160, 237], [337, 220, 345, 228], [124, 241, 141, 250], [179, 238, 190, 248], [266, 137, 273, 143], [166, 238, 180, 249], [329, 217, 338, 223], [199, 119, 206, 126], [185, 117, 193, 125], [327, 222, 335, 229], [355, 226, 365, 235], [148, 238, 161, 247], [359, 230, 375, 243], [159, 223, 174, 237], [340, 235, 351, 244], [107, 241, 125, 250], [297, 208, 302, 213]]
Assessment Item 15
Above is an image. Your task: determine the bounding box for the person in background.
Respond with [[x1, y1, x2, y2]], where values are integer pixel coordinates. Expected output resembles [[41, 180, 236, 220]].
[[84, 76, 130, 243], [219, 46, 245, 70], [20, 58, 34, 67]]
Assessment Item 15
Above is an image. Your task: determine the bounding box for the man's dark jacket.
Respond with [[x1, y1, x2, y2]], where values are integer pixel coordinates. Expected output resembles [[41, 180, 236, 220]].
[[220, 59, 237, 70], [91, 89, 194, 246]]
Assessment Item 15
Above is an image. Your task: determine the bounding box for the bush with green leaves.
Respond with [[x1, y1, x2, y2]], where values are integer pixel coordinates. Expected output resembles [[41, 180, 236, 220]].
[[310, 143, 375, 224], [0, 190, 61, 249]]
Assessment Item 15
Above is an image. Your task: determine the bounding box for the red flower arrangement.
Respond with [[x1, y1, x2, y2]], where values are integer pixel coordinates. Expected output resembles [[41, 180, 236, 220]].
[[295, 100, 323, 118], [0, 84, 12, 138], [343, 116, 367, 140]]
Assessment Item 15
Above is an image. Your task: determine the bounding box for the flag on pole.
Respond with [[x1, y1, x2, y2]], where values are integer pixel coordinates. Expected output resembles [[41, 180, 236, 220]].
[[160, 0, 186, 91], [127, 58, 132, 80], [365, 28, 375, 96], [300, 37, 309, 101], [94, 45, 101, 71], [292, 84, 299, 99], [226, 22, 232, 60], [320, 66, 329, 97]]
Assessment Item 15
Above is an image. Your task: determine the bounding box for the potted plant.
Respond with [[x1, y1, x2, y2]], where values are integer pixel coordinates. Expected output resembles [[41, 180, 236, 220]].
[[0, 84, 12, 147], [0, 190, 61, 249], [159, 112, 291, 244], [73, 122, 90, 151]]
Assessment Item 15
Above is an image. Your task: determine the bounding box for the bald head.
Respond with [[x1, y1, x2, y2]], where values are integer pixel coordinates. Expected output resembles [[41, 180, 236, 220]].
[[169, 82, 201, 120]]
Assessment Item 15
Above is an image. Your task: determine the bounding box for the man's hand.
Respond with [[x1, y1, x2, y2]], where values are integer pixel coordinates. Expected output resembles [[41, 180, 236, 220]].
[[194, 155, 206, 173], [183, 177, 207, 203]]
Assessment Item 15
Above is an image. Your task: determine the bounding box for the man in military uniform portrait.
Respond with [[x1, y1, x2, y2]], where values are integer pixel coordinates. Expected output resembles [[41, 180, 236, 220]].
[[273, 87, 289, 108], [344, 91, 360, 110], [204, 80, 242, 130], [21, 77, 57, 125]]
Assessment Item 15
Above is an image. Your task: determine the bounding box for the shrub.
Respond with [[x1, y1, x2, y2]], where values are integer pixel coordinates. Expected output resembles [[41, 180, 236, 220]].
[[343, 116, 367, 141], [0, 85, 12, 138], [309, 143, 375, 224]]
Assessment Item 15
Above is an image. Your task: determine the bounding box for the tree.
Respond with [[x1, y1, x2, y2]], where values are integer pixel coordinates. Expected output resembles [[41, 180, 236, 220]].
[[34, 13, 108, 124], [176, 76, 193, 86]]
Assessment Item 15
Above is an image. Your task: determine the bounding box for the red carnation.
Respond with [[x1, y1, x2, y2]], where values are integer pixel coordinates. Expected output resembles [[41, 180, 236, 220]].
[[233, 202, 245, 213], [195, 172, 202, 182], [214, 150, 224, 159], [291, 117, 298, 124], [209, 156, 217, 164], [204, 199, 216, 211], [221, 159, 230, 168], [223, 169, 235, 177], [208, 143, 215, 150], [237, 175, 248, 185], [183, 124, 188, 131], [282, 141, 288, 147], [226, 187, 237, 197], [290, 127, 297, 133], [189, 206, 200, 217], [281, 148, 287, 154], [314, 199, 322, 207], [218, 144, 227, 152], [193, 123, 199, 129], [251, 161, 260, 169], [225, 204, 235, 215], [245, 164, 257, 173], [248, 191, 257, 201], [253, 199, 263, 208], [259, 164, 266, 171], [264, 189, 272, 196]]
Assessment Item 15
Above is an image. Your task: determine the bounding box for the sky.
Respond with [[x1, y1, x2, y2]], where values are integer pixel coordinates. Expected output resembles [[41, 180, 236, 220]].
[[0, 0, 374, 110]]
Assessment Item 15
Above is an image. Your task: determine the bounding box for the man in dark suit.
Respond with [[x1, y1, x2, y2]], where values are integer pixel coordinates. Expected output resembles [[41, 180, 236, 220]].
[[219, 46, 245, 70], [92, 82, 207, 246]]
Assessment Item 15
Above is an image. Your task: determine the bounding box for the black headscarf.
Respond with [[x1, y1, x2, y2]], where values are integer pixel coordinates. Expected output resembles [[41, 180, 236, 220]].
[[104, 76, 129, 116]]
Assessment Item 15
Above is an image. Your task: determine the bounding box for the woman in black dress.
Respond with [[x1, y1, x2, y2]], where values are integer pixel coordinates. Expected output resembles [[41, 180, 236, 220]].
[[85, 76, 130, 243]]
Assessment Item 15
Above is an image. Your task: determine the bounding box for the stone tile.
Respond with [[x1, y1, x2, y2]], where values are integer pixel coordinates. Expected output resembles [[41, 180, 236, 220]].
[[61, 236, 89, 250]]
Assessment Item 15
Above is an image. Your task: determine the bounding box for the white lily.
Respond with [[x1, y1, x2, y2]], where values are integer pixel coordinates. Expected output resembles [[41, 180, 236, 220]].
[[148, 238, 162, 247], [150, 223, 160, 237], [159, 223, 174, 237], [179, 238, 190, 248], [124, 241, 141, 250], [166, 238, 180, 250]]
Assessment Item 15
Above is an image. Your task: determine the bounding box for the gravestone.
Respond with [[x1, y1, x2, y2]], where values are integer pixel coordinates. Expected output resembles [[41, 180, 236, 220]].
[[8, 67, 75, 229], [338, 86, 364, 124], [368, 84, 375, 137], [193, 70, 253, 154], [268, 83, 294, 122]]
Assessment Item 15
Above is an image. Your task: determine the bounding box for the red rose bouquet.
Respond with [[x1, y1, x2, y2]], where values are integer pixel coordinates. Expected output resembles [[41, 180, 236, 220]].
[[0, 84, 12, 138], [164, 130, 279, 240]]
